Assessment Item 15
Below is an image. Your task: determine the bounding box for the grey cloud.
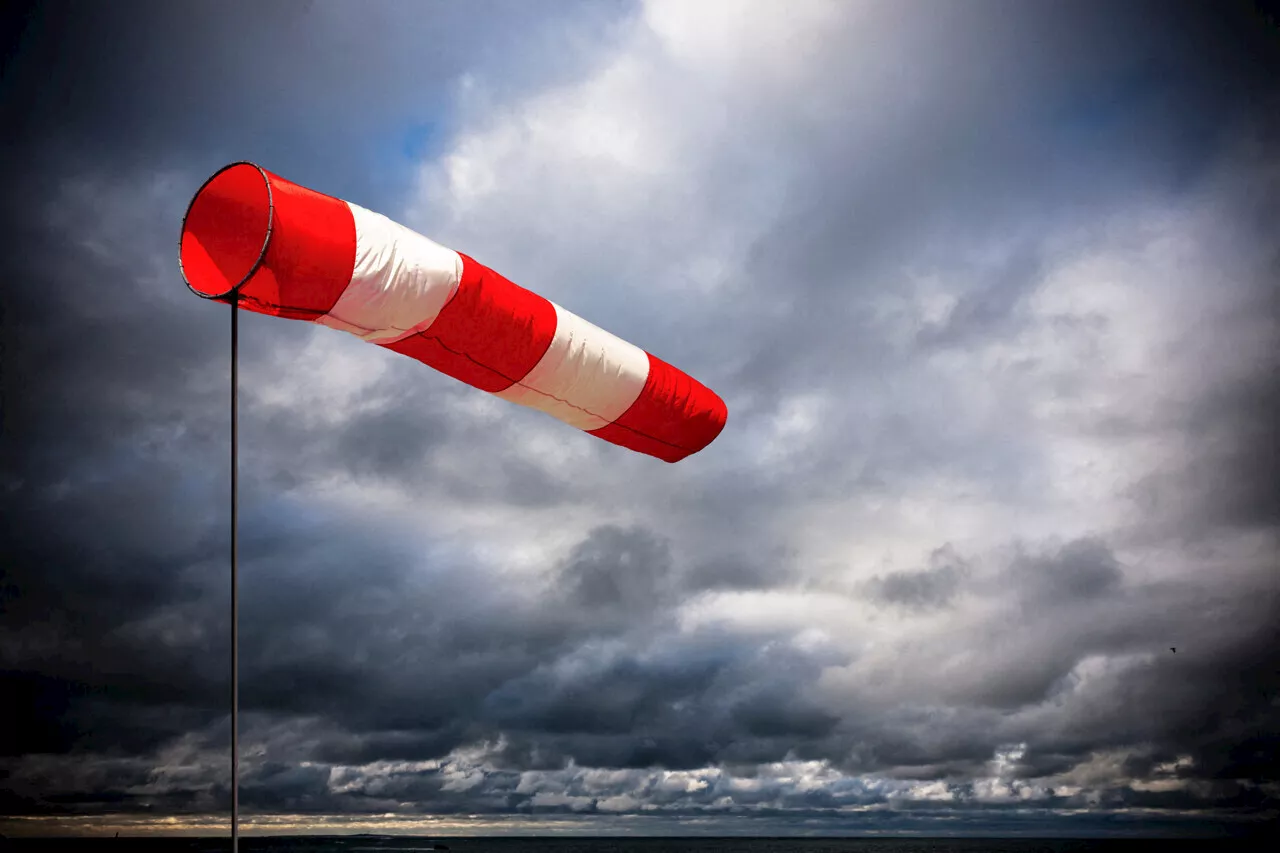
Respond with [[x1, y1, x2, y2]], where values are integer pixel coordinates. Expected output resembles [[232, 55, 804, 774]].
[[326, 390, 457, 483], [1138, 348, 1280, 539], [862, 544, 971, 610], [558, 525, 675, 613], [1005, 537, 1122, 603], [915, 248, 1045, 351], [681, 549, 795, 593]]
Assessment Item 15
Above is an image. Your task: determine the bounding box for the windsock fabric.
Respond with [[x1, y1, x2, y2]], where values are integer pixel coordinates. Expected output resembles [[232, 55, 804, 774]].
[[179, 162, 727, 462]]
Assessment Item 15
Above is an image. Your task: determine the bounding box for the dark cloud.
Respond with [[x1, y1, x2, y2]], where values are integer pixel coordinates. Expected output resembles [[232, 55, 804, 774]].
[[0, 0, 628, 204], [558, 525, 675, 613], [861, 545, 970, 611], [1145, 347, 1280, 538], [1006, 538, 1122, 603]]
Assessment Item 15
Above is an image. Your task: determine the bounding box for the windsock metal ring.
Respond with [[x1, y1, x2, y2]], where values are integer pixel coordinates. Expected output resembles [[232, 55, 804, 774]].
[[178, 162, 727, 462], [179, 161, 275, 300]]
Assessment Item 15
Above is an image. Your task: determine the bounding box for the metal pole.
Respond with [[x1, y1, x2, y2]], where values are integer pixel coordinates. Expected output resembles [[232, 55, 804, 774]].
[[231, 297, 240, 853]]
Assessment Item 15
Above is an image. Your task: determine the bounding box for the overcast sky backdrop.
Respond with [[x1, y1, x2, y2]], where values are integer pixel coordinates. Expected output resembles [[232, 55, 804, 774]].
[[1, 0, 1278, 840]]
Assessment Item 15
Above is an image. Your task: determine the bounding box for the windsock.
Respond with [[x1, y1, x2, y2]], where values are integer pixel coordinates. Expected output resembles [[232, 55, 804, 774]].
[[179, 162, 726, 462]]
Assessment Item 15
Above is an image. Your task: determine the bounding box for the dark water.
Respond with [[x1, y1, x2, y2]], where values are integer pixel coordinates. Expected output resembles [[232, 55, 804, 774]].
[[1, 839, 1272, 853]]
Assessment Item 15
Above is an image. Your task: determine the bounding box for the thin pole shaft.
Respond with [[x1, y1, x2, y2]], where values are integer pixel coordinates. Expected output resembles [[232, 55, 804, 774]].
[[231, 299, 240, 853]]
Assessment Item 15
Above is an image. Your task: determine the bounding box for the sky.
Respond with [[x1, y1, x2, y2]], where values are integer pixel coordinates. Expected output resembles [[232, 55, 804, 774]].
[[1, 0, 1278, 840]]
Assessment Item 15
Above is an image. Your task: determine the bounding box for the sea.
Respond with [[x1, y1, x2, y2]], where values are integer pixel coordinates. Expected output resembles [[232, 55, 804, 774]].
[[0, 838, 1274, 853]]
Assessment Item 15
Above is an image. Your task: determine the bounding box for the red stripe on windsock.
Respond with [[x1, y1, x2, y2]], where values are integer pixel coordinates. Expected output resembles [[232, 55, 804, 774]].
[[589, 353, 727, 463], [179, 163, 355, 318], [382, 254, 558, 393], [256, 170, 357, 321]]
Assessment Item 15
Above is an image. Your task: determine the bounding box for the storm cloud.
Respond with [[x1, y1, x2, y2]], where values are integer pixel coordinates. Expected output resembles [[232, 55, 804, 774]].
[[2, 0, 1278, 839]]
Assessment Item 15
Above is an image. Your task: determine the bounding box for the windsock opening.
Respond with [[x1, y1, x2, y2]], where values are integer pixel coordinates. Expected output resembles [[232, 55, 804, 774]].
[[180, 162, 273, 299]]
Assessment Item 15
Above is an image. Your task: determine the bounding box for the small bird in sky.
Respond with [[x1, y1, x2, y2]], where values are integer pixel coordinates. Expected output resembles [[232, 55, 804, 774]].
[[1171, 647, 1176, 653]]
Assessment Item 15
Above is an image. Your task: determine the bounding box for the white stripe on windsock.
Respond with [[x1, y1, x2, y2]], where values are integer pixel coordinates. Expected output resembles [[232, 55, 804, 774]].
[[315, 202, 463, 344], [494, 303, 651, 431]]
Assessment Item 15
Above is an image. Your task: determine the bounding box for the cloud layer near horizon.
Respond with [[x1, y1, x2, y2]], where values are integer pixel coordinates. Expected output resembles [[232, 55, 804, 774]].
[[2, 0, 1278, 837]]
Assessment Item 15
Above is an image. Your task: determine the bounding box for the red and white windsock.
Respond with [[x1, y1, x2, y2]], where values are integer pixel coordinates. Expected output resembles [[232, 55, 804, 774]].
[[179, 162, 727, 462]]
